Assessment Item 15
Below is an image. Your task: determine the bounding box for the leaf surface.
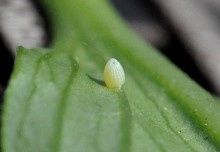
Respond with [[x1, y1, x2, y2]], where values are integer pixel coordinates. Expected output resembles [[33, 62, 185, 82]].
[[2, 0, 220, 152]]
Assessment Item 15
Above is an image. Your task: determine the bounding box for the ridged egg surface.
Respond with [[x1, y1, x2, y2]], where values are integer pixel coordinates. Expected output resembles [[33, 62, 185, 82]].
[[104, 58, 125, 89]]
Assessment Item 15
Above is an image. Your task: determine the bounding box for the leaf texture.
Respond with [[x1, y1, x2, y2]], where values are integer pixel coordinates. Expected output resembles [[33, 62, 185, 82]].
[[2, 0, 220, 152]]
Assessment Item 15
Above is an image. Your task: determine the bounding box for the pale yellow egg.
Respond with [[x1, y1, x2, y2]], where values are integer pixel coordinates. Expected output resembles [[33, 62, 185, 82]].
[[104, 58, 125, 89]]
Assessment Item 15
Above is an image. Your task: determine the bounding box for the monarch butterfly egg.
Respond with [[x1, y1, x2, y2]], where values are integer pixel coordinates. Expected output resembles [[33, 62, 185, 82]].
[[104, 58, 125, 89]]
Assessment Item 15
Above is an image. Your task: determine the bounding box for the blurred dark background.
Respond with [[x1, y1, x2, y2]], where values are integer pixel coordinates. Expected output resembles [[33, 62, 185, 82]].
[[1, 0, 220, 101]]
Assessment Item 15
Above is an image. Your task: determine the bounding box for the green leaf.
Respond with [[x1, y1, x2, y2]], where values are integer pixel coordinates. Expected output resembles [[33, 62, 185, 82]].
[[3, 48, 131, 152], [2, 0, 220, 152]]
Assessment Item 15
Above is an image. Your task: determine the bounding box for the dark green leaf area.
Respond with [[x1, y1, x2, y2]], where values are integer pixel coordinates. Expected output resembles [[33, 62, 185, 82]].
[[3, 48, 131, 152]]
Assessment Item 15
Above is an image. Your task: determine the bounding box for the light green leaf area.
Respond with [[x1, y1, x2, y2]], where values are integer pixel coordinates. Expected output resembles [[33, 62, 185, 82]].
[[2, 0, 220, 152]]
